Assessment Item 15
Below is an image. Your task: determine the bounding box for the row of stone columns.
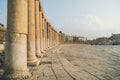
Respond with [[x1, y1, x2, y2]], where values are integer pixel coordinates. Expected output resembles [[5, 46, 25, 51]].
[[4, 0, 61, 79]]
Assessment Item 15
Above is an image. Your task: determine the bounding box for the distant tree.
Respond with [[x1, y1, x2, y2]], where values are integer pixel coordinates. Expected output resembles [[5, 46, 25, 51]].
[[59, 31, 62, 34], [0, 23, 4, 27]]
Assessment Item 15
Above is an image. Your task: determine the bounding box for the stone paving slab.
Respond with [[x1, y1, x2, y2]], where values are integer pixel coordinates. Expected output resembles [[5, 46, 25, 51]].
[[1, 44, 120, 80], [27, 47, 74, 80], [59, 44, 120, 80]]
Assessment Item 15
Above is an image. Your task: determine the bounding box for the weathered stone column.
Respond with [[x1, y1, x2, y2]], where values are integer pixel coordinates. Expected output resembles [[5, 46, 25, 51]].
[[44, 20, 47, 50], [54, 31, 56, 45], [43, 19, 46, 51], [52, 29, 54, 46], [42, 17, 46, 53], [35, 0, 42, 57], [27, 0, 39, 66], [55, 31, 57, 45], [40, 12, 45, 54], [4, 0, 30, 79], [53, 30, 55, 46], [58, 32, 60, 45], [47, 24, 50, 48], [46, 22, 49, 49], [49, 27, 52, 47], [51, 28, 53, 46], [56, 32, 58, 45]]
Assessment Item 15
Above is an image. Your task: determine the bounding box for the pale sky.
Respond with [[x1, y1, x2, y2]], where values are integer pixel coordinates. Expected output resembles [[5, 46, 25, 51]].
[[0, 0, 120, 40]]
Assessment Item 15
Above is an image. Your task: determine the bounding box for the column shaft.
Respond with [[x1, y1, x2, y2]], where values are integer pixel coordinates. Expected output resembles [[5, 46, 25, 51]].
[[46, 22, 49, 49], [35, 0, 42, 57], [49, 27, 52, 47], [43, 19, 46, 51], [27, 0, 39, 66], [40, 12, 44, 54], [42, 17, 46, 53], [47, 24, 50, 48], [44, 20, 47, 50], [4, 0, 30, 79]]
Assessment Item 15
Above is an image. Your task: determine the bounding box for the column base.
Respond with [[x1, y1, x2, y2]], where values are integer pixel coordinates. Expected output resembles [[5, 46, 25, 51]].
[[27, 58, 40, 66], [41, 50, 46, 54], [1, 69, 31, 80], [36, 53, 44, 58], [41, 51, 47, 57]]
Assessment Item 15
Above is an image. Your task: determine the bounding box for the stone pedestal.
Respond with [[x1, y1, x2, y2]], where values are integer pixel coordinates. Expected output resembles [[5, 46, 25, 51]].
[[3, 0, 31, 79], [27, 0, 39, 66]]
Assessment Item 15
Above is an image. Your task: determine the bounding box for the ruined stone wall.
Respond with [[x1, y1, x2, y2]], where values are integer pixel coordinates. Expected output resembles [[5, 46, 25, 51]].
[[0, 25, 6, 44]]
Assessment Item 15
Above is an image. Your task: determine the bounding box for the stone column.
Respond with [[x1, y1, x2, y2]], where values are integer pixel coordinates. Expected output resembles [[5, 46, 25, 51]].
[[56, 32, 58, 45], [55, 32, 57, 45], [40, 12, 45, 54], [57, 33, 59, 45], [4, 0, 30, 79], [42, 17, 46, 53], [47, 24, 50, 48], [54, 31, 56, 46], [53, 30, 55, 46], [52, 29, 54, 46], [27, 0, 39, 66], [60, 34, 62, 44], [55, 31, 57, 45], [51, 29, 53, 46], [46, 22, 49, 49], [49, 27, 52, 47], [35, 0, 42, 57], [57, 33, 58, 45], [43, 19, 46, 51], [44, 20, 47, 50]]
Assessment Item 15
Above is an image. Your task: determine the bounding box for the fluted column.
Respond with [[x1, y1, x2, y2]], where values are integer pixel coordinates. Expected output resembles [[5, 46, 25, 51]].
[[35, 0, 42, 57], [27, 0, 39, 66], [4, 0, 30, 79]]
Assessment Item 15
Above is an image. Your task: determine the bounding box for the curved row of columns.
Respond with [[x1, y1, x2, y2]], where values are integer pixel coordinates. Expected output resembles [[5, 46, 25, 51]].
[[3, 0, 62, 79]]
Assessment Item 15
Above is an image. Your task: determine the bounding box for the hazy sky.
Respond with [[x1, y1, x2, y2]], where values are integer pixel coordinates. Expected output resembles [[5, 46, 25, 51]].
[[0, 0, 120, 40], [0, 0, 7, 25]]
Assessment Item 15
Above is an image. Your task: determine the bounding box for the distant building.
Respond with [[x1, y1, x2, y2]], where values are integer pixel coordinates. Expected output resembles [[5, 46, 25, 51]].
[[87, 34, 120, 45], [61, 34, 87, 44]]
